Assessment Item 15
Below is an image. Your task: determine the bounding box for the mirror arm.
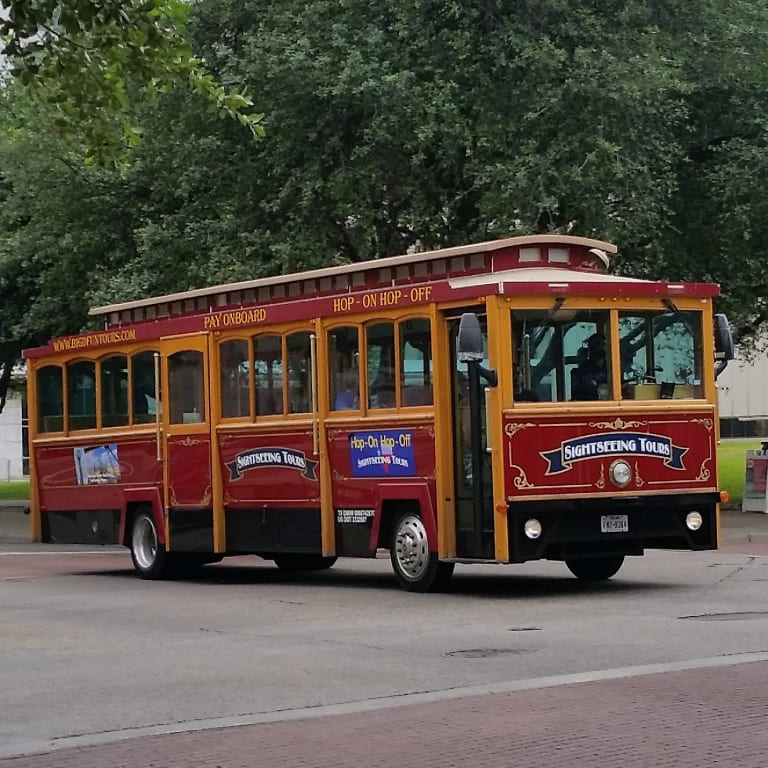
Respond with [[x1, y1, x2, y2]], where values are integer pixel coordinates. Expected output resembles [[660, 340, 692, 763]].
[[477, 364, 498, 388]]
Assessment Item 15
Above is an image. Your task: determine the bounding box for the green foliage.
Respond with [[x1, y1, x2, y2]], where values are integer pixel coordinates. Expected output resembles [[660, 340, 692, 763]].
[[2, 0, 768, 408], [0, 0, 263, 162]]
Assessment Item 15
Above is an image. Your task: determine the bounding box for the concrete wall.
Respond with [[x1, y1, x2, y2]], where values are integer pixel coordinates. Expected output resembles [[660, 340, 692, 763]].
[[0, 394, 25, 480]]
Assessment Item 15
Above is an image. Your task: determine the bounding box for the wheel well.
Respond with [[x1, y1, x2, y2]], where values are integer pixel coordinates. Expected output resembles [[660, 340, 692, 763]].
[[377, 499, 421, 550], [123, 502, 154, 547]]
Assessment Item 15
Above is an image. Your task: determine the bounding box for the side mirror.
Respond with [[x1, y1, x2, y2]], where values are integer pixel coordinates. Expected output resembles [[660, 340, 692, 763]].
[[457, 313, 484, 363], [457, 312, 498, 387], [714, 313, 735, 378]]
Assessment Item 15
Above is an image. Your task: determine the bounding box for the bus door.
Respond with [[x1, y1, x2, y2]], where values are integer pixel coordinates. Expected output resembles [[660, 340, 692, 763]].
[[160, 334, 214, 548], [448, 312, 495, 559]]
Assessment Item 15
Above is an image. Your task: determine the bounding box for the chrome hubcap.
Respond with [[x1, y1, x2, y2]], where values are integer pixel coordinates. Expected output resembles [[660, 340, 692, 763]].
[[394, 514, 429, 581], [132, 516, 157, 571]]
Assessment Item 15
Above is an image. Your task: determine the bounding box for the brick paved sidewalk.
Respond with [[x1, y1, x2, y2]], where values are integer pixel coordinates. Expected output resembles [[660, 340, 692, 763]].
[[3, 660, 768, 768]]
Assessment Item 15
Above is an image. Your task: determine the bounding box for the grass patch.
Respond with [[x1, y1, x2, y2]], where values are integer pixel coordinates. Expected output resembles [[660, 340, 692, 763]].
[[0, 480, 30, 500], [718, 438, 764, 505]]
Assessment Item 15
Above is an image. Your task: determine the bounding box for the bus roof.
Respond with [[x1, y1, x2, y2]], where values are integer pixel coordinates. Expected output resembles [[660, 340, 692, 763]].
[[88, 234, 620, 321]]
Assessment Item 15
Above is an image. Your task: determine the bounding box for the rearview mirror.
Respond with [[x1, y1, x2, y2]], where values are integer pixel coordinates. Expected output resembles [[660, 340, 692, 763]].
[[714, 313, 734, 378], [457, 313, 484, 363]]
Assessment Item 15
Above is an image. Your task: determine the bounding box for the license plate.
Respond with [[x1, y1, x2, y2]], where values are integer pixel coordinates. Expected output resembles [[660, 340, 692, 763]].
[[601, 514, 629, 533]]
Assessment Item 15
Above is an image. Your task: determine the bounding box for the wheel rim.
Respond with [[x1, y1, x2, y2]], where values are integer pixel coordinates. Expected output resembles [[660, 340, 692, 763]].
[[393, 514, 430, 582], [132, 515, 158, 571]]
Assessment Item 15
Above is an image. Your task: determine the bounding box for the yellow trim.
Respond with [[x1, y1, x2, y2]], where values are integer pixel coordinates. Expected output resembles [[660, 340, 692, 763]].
[[431, 303, 455, 558], [159, 334, 211, 550], [206, 334, 226, 554], [486, 297, 510, 561], [316, 318, 336, 557]]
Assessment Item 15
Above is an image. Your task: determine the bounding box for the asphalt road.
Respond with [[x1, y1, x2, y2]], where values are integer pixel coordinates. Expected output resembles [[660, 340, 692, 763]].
[[2, 503, 768, 765]]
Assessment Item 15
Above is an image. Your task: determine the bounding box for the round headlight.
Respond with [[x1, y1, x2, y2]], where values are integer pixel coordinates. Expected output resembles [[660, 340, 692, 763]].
[[609, 459, 632, 488], [686, 511, 703, 531], [523, 518, 542, 540]]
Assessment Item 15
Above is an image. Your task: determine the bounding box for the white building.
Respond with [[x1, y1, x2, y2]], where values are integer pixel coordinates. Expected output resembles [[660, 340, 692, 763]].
[[717, 345, 768, 437], [0, 392, 27, 480]]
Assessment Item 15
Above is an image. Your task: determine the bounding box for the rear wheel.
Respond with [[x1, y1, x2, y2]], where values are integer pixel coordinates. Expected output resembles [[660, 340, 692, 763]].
[[274, 554, 338, 572], [565, 555, 625, 581], [390, 512, 454, 592], [130, 511, 175, 579]]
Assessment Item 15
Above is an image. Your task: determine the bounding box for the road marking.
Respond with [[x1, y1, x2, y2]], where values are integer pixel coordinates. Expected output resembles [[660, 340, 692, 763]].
[[0, 551, 125, 556]]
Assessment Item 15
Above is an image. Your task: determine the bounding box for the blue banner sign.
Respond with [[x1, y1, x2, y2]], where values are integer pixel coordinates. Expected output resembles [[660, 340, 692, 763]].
[[541, 432, 687, 475], [350, 430, 416, 477]]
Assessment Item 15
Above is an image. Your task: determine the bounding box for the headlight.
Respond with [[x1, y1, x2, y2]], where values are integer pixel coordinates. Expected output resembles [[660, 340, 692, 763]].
[[523, 518, 542, 540], [609, 459, 632, 488], [686, 511, 703, 531]]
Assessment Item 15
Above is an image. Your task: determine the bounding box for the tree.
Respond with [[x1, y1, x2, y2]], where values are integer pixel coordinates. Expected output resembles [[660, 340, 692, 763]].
[[4, 0, 768, 415], [186, 0, 767, 342], [0, 1, 263, 162]]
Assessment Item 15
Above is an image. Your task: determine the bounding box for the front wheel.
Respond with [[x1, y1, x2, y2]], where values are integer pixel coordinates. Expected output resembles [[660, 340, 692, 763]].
[[130, 511, 175, 579], [390, 512, 454, 592], [565, 555, 625, 581]]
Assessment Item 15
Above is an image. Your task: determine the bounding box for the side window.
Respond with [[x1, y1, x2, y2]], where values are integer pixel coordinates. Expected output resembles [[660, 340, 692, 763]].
[[287, 332, 312, 414], [36, 365, 64, 433], [367, 322, 396, 409], [400, 318, 433, 406], [220, 339, 251, 418], [328, 326, 360, 410], [101, 355, 128, 427], [168, 350, 205, 424], [68, 360, 96, 430], [253, 335, 283, 416], [131, 351, 159, 423]]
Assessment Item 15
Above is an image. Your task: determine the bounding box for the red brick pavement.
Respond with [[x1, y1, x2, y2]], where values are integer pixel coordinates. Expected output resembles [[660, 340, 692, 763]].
[[2, 660, 768, 767]]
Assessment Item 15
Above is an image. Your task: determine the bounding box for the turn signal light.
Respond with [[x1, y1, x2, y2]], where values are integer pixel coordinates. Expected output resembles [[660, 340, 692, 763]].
[[720, 491, 730, 504]]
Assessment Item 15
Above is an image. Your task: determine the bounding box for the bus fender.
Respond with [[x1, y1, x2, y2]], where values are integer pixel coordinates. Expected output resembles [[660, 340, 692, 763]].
[[370, 483, 438, 552], [120, 488, 165, 546]]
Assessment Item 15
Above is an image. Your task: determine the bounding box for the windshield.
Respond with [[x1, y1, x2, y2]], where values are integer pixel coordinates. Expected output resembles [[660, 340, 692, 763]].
[[511, 307, 704, 403], [512, 309, 612, 402], [619, 310, 703, 400]]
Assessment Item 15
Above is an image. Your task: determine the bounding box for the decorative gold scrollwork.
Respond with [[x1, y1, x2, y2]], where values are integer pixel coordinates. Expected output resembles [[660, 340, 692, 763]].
[[691, 418, 714, 431], [589, 418, 645, 430], [505, 422, 536, 437], [696, 458, 711, 482], [511, 465, 534, 488], [177, 436, 204, 447], [634, 462, 644, 488], [596, 464, 606, 489]]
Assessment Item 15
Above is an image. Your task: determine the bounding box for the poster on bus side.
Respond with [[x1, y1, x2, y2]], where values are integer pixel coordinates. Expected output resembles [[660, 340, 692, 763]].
[[73, 445, 121, 485]]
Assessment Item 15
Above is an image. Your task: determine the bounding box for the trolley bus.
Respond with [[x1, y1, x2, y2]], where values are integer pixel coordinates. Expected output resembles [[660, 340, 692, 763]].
[[24, 235, 734, 591]]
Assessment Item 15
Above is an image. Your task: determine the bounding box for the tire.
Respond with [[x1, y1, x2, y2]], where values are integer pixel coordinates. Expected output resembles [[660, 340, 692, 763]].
[[565, 555, 625, 581], [273, 554, 338, 572], [390, 512, 454, 592], [130, 511, 175, 580]]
